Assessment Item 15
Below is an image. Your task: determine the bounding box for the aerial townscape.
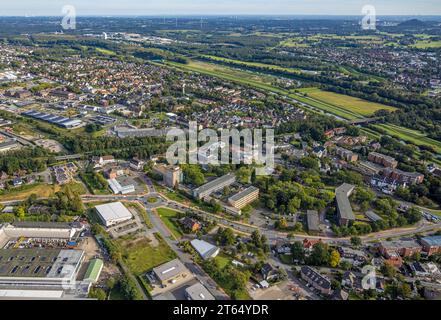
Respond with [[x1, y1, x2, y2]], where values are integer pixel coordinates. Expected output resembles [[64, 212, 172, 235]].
[[0, 7, 440, 303]]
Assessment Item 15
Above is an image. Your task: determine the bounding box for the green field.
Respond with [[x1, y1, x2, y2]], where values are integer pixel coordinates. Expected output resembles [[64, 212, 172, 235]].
[[156, 207, 184, 239], [412, 40, 441, 49], [297, 88, 397, 118], [201, 54, 303, 75], [118, 234, 177, 276], [373, 123, 441, 154], [0, 183, 61, 201], [163, 60, 287, 95]]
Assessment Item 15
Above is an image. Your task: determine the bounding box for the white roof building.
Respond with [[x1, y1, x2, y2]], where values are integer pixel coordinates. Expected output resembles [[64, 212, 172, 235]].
[[190, 239, 220, 260], [94, 202, 133, 227], [185, 283, 215, 300], [107, 178, 135, 195]]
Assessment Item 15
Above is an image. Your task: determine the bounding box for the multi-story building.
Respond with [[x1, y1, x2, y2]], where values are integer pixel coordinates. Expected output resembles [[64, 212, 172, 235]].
[[420, 236, 441, 256], [300, 266, 332, 295], [335, 183, 356, 226], [153, 165, 183, 188], [368, 152, 398, 169], [193, 174, 236, 200], [228, 186, 259, 209], [381, 167, 425, 185], [335, 147, 358, 162]]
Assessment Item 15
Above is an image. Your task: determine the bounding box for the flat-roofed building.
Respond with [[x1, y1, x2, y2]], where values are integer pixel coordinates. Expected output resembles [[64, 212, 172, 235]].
[[0, 249, 84, 290], [185, 283, 215, 300], [153, 165, 183, 188], [193, 174, 236, 200], [228, 186, 259, 209], [306, 210, 320, 234], [0, 222, 80, 247], [190, 239, 220, 260], [152, 259, 190, 287], [107, 178, 135, 195], [335, 147, 358, 162], [94, 202, 133, 227], [335, 183, 355, 226]]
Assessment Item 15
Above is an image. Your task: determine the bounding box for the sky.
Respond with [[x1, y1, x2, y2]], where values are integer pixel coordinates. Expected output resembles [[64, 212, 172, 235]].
[[1, 0, 441, 16]]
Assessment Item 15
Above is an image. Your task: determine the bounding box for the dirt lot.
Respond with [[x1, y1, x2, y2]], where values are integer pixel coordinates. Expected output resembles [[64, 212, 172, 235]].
[[34, 139, 65, 153]]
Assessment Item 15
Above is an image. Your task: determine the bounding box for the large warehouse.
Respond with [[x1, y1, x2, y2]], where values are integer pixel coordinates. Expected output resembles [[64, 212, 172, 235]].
[[0, 249, 85, 290], [94, 202, 133, 227]]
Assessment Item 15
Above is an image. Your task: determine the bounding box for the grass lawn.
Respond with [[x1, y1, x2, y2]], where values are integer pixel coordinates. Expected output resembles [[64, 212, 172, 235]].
[[119, 234, 177, 276], [163, 60, 287, 96], [95, 47, 116, 55], [0, 183, 61, 201], [279, 254, 293, 265], [297, 88, 397, 117], [155, 207, 184, 239], [147, 197, 158, 203], [201, 54, 303, 75], [215, 253, 232, 269], [373, 123, 441, 154], [412, 40, 441, 49], [109, 285, 127, 300]]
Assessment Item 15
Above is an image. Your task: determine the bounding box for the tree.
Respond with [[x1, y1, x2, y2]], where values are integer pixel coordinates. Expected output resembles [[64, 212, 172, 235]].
[[14, 206, 26, 221], [291, 241, 305, 262], [215, 227, 235, 246], [381, 263, 397, 278], [329, 250, 341, 268], [308, 242, 330, 266], [88, 287, 107, 300], [350, 236, 362, 246]]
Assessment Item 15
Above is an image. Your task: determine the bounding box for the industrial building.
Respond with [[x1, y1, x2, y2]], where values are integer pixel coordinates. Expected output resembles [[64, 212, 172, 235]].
[[0, 249, 85, 290], [22, 110, 84, 129], [94, 202, 133, 227], [152, 259, 190, 287], [0, 222, 81, 248], [228, 186, 259, 209], [83, 259, 104, 283], [190, 239, 220, 260], [335, 183, 356, 226], [107, 178, 135, 195], [193, 174, 236, 199], [185, 282, 215, 300]]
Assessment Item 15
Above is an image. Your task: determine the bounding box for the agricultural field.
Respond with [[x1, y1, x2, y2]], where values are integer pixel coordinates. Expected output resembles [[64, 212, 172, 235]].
[[296, 88, 397, 118]]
